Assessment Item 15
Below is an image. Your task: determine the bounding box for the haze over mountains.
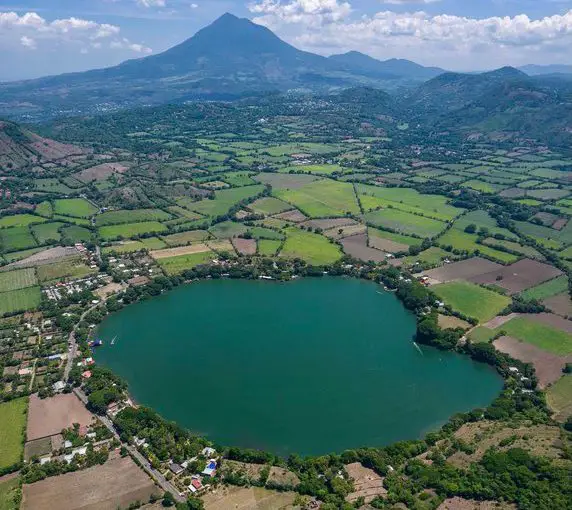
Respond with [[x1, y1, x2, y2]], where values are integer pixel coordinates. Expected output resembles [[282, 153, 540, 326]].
[[0, 12, 571, 145]]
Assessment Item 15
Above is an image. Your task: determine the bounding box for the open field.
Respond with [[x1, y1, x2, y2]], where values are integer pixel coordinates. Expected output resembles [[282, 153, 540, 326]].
[[0, 475, 20, 510], [496, 316, 572, 356], [420, 257, 502, 283], [30, 222, 63, 244], [254, 172, 319, 190], [433, 281, 511, 322], [364, 208, 446, 237], [0, 268, 37, 292], [22, 454, 158, 510], [280, 227, 342, 265], [0, 215, 46, 229], [162, 230, 211, 246], [150, 243, 211, 259], [437, 229, 518, 263], [232, 237, 257, 255], [0, 287, 41, 315], [202, 486, 297, 510], [345, 462, 386, 504], [209, 220, 247, 238], [0, 227, 37, 252], [258, 239, 282, 256], [519, 276, 569, 301], [546, 375, 572, 422], [53, 198, 98, 218], [98, 221, 168, 240], [493, 336, 571, 388], [73, 162, 128, 182], [249, 196, 292, 215], [96, 208, 171, 226], [24, 437, 53, 461], [189, 185, 264, 217], [36, 258, 95, 283], [157, 251, 215, 274], [26, 394, 94, 441], [438, 314, 472, 330], [543, 293, 572, 317], [275, 179, 359, 217], [340, 234, 387, 262], [0, 398, 27, 471]]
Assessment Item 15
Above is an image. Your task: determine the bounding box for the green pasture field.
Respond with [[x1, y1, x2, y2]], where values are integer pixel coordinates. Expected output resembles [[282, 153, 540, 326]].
[[514, 221, 564, 250], [0, 227, 37, 252], [0, 397, 27, 471], [30, 222, 63, 244], [468, 326, 495, 344], [98, 221, 168, 240], [496, 317, 572, 356], [279, 227, 342, 266], [482, 238, 544, 260], [141, 237, 167, 250], [53, 198, 98, 218], [96, 208, 172, 226], [517, 199, 543, 206], [433, 281, 511, 322], [37, 259, 96, 283], [0, 475, 20, 510], [526, 189, 570, 201], [102, 241, 145, 255], [247, 227, 284, 240], [249, 197, 292, 216], [209, 221, 247, 238], [363, 209, 446, 238], [2, 247, 44, 263], [189, 185, 264, 217], [253, 172, 319, 190], [162, 230, 211, 246], [399, 247, 451, 268], [367, 228, 421, 247], [275, 179, 359, 218], [0, 286, 41, 315], [452, 210, 516, 239], [546, 375, 572, 421], [461, 179, 506, 194], [435, 174, 466, 184], [286, 164, 347, 175], [158, 251, 214, 275], [33, 178, 73, 194], [355, 184, 461, 221], [166, 206, 203, 221], [0, 268, 37, 292], [52, 215, 91, 226], [258, 239, 282, 256], [61, 225, 93, 243], [529, 168, 570, 180], [0, 214, 45, 229], [437, 230, 518, 263], [265, 142, 339, 157], [221, 172, 257, 186], [519, 276, 569, 301], [35, 201, 53, 218]]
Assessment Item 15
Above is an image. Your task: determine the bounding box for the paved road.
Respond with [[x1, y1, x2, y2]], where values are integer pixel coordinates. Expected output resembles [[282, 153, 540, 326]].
[[74, 389, 184, 502]]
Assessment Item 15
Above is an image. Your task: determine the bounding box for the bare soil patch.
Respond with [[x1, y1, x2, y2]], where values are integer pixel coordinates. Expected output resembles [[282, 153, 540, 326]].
[[206, 239, 236, 254], [324, 224, 366, 240], [345, 462, 386, 504], [232, 238, 257, 255], [468, 259, 562, 294], [438, 314, 471, 330], [301, 218, 357, 230], [202, 486, 296, 510], [493, 336, 572, 388], [24, 437, 52, 461], [543, 293, 572, 317], [222, 460, 299, 487], [74, 162, 128, 183], [95, 282, 123, 299], [150, 244, 210, 259], [4, 246, 80, 270], [254, 173, 319, 190], [421, 257, 502, 284], [483, 313, 519, 329], [22, 455, 158, 510], [340, 234, 387, 262], [274, 209, 307, 223], [27, 393, 95, 441], [438, 497, 515, 510], [553, 218, 568, 231], [368, 236, 409, 253]]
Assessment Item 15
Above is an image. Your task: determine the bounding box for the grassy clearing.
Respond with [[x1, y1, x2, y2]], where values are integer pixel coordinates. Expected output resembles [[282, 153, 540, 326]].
[[399, 247, 452, 268], [0, 268, 37, 292], [0, 476, 20, 510], [162, 230, 211, 246], [248, 227, 284, 240], [209, 221, 247, 238], [368, 228, 420, 247], [356, 184, 461, 221], [30, 222, 63, 244], [275, 179, 359, 217], [437, 230, 519, 263], [249, 197, 292, 215], [279, 227, 342, 265], [519, 276, 569, 301], [514, 221, 564, 250], [482, 238, 544, 260], [189, 185, 264, 217], [61, 225, 92, 243], [96, 208, 172, 226], [546, 375, 572, 422], [461, 179, 505, 194], [221, 171, 257, 186], [364, 208, 446, 238], [0, 398, 27, 470], [497, 317, 572, 356], [0, 214, 46, 229], [452, 210, 516, 239], [53, 198, 98, 218], [433, 281, 511, 322], [468, 326, 496, 344], [0, 227, 37, 252], [258, 239, 282, 256], [158, 251, 214, 275], [98, 221, 168, 240], [37, 259, 96, 283], [2, 247, 44, 263]]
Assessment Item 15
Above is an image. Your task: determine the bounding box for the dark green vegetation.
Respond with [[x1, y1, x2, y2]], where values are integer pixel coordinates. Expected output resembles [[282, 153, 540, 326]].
[[95, 278, 502, 456]]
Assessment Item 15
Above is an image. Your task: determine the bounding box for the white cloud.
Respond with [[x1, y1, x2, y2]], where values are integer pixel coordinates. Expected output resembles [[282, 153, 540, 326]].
[[190, 3, 199, 8], [380, 0, 441, 4], [20, 36, 37, 50], [137, 0, 167, 7], [248, 2, 572, 68], [110, 38, 153, 54], [0, 11, 151, 56]]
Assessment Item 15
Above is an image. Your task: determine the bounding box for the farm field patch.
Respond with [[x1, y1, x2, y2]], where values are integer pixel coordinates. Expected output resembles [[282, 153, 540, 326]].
[[258, 239, 282, 256], [36, 258, 95, 283], [546, 375, 572, 422], [519, 276, 569, 301], [249, 197, 292, 215], [279, 227, 342, 265], [98, 221, 167, 240], [433, 281, 510, 322], [209, 221, 247, 238], [190, 185, 264, 217], [364, 208, 446, 238], [0, 227, 37, 253], [96, 208, 171, 226], [0, 476, 20, 510], [157, 250, 214, 274], [0, 268, 37, 292], [340, 234, 387, 262], [30, 222, 63, 244], [53, 198, 97, 218], [0, 287, 41, 315], [162, 230, 211, 246], [0, 215, 45, 229], [0, 397, 27, 471]]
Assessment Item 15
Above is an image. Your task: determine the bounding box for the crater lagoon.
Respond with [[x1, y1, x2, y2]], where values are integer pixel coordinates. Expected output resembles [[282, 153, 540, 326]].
[[95, 278, 503, 456]]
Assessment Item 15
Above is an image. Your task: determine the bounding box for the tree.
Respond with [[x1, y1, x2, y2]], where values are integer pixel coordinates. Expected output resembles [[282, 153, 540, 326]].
[[464, 223, 477, 234]]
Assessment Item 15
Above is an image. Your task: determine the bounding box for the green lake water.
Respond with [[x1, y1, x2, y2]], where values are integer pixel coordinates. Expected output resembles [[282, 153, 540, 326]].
[[95, 278, 503, 456]]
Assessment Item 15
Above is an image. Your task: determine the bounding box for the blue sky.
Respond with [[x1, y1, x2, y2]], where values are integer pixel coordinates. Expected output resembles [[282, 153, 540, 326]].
[[1, 0, 571, 81]]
